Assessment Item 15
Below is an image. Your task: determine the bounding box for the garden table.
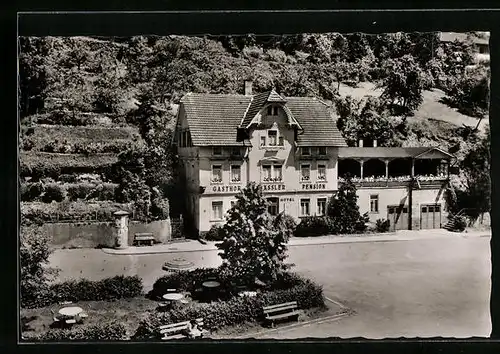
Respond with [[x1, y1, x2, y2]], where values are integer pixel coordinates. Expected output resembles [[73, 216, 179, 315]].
[[163, 293, 184, 302], [58, 306, 83, 318]]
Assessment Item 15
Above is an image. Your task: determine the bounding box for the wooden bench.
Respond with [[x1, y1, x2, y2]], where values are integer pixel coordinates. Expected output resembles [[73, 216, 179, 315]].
[[133, 233, 155, 246], [159, 318, 207, 340], [263, 301, 301, 327]]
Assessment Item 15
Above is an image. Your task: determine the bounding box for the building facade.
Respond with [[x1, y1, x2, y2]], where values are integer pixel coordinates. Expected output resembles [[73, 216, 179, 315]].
[[174, 83, 454, 235]]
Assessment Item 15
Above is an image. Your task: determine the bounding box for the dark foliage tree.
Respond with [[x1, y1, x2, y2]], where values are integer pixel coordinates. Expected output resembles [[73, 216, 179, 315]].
[[216, 183, 292, 286], [378, 55, 428, 115], [326, 176, 369, 234]]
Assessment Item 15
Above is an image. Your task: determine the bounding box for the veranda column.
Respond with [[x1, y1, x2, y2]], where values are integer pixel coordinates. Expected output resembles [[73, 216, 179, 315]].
[[359, 159, 364, 179], [114, 210, 130, 250], [384, 159, 389, 179]]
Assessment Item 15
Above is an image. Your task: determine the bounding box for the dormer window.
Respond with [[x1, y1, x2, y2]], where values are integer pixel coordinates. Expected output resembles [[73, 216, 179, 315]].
[[267, 105, 279, 116], [213, 146, 222, 156], [301, 147, 310, 156], [318, 146, 327, 156]]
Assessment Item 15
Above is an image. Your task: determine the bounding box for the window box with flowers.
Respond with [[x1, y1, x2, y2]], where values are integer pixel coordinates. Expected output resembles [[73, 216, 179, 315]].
[[211, 165, 223, 184]]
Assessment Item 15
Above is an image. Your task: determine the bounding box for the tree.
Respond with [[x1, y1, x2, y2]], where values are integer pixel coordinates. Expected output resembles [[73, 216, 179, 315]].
[[326, 177, 369, 234], [216, 183, 292, 286], [378, 55, 428, 115], [20, 226, 59, 307], [335, 96, 396, 147], [459, 128, 491, 223]]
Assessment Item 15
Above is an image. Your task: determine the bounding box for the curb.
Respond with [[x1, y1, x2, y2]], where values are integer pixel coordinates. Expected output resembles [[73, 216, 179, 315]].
[[232, 310, 352, 339], [100, 231, 491, 256]]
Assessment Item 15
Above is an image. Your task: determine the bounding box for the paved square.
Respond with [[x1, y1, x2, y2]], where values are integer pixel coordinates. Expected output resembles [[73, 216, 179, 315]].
[[48, 233, 491, 338]]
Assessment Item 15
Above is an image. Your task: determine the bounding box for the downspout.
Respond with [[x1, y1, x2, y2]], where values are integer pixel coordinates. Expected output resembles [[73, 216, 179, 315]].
[[408, 158, 414, 230]]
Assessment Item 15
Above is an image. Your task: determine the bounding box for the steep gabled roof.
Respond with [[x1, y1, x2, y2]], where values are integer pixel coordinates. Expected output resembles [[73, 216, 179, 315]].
[[287, 97, 346, 147], [180, 92, 346, 147], [240, 89, 288, 128], [180, 93, 252, 146]]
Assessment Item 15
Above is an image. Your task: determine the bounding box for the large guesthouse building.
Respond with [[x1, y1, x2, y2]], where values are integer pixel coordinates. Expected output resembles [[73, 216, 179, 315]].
[[174, 82, 454, 236]]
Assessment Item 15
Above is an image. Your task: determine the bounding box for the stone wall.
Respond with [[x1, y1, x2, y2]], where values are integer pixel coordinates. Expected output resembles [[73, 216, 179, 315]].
[[42, 219, 172, 248]]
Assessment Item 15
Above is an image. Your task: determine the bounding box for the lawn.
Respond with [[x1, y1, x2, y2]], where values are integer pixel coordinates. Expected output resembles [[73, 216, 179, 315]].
[[336, 82, 488, 133], [21, 298, 158, 340]]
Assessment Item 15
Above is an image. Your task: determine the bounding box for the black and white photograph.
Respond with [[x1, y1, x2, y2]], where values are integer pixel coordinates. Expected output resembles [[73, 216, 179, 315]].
[[18, 23, 491, 341]]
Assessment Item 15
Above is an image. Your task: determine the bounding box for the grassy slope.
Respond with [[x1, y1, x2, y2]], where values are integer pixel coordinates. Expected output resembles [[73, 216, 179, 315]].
[[337, 81, 488, 133]]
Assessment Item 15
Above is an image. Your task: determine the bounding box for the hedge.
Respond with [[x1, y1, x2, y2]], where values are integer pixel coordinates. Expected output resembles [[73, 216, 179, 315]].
[[20, 152, 118, 178], [31, 322, 127, 341], [28, 111, 128, 126], [135, 272, 324, 339], [295, 216, 332, 237], [22, 275, 143, 309], [20, 201, 134, 225], [20, 182, 117, 202]]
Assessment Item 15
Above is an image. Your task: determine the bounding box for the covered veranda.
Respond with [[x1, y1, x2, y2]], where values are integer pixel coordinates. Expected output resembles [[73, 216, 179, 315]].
[[337, 147, 454, 184]]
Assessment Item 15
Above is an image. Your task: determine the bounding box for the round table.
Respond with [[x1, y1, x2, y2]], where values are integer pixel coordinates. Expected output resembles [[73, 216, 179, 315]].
[[202, 281, 220, 289], [58, 306, 83, 317], [163, 293, 184, 302]]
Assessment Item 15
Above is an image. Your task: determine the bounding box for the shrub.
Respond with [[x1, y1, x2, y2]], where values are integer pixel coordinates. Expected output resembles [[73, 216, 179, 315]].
[[65, 182, 95, 201], [295, 216, 331, 237], [204, 224, 225, 241], [20, 182, 44, 202], [147, 268, 221, 300], [24, 275, 143, 308], [32, 322, 127, 341], [450, 215, 468, 232], [20, 226, 59, 308], [41, 183, 66, 203], [375, 218, 391, 233], [150, 197, 170, 220], [135, 272, 324, 339], [273, 213, 297, 237]]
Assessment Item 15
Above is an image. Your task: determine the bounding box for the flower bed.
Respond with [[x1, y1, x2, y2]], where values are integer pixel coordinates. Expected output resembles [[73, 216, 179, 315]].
[[135, 270, 324, 339]]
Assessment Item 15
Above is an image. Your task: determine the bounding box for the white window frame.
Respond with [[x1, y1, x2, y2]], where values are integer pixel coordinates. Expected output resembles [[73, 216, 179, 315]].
[[260, 135, 266, 147], [278, 136, 284, 146], [317, 163, 327, 182], [268, 130, 278, 146], [318, 146, 327, 156], [370, 194, 379, 213], [273, 164, 283, 182], [211, 165, 223, 183], [212, 201, 224, 221], [300, 198, 311, 217], [262, 165, 272, 182], [317, 198, 327, 216], [230, 164, 241, 183], [302, 147, 310, 156], [301, 164, 311, 181]]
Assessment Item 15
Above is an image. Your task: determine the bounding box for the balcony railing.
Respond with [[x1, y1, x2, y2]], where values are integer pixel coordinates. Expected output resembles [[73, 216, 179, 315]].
[[338, 175, 449, 187], [263, 177, 283, 182]]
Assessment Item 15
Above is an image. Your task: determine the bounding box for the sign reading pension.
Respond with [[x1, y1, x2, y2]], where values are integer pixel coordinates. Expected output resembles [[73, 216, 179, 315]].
[[302, 183, 326, 190]]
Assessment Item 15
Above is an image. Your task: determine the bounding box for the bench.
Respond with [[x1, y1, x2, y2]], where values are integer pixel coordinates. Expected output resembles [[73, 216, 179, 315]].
[[133, 233, 155, 246], [263, 301, 301, 327], [159, 318, 207, 340]]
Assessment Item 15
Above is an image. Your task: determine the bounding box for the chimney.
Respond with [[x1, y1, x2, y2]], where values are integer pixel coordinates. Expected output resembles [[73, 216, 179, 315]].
[[244, 80, 253, 96], [373, 139, 377, 147], [358, 139, 364, 147]]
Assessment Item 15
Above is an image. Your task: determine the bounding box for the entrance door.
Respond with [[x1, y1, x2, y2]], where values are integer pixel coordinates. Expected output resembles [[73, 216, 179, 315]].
[[420, 204, 442, 229], [387, 205, 409, 231], [267, 197, 279, 216]]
